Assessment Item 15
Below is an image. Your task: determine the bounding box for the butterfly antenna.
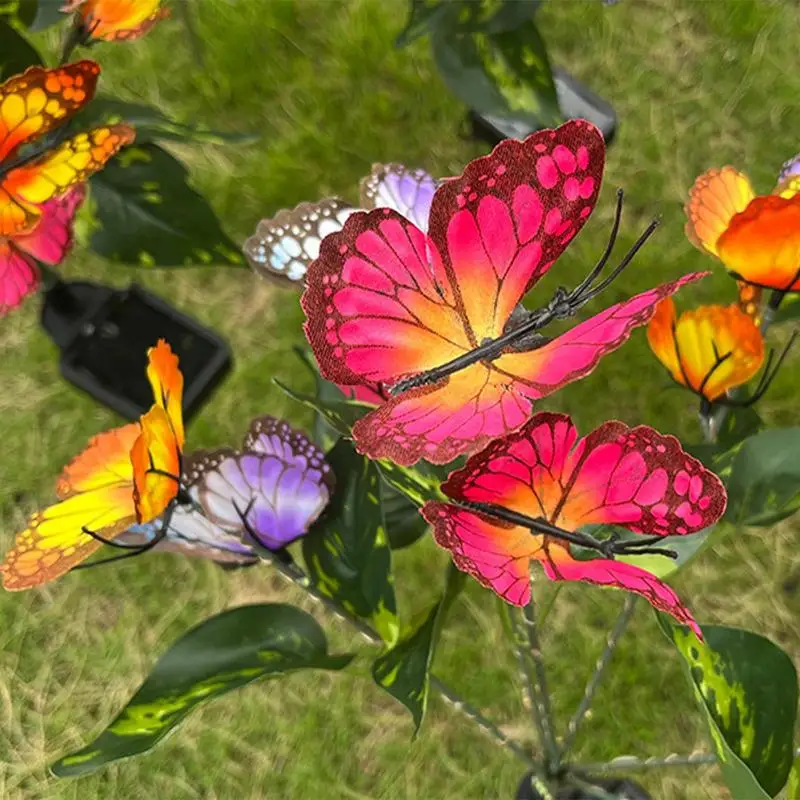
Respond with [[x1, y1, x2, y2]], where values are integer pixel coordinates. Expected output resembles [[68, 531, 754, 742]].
[[73, 507, 173, 572], [569, 188, 624, 300], [730, 331, 797, 407], [575, 217, 661, 306]]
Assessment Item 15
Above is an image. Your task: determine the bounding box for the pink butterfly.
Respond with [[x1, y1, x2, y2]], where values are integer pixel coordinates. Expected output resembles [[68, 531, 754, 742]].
[[0, 185, 85, 315], [422, 412, 727, 636], [302, 120, 705, 467]]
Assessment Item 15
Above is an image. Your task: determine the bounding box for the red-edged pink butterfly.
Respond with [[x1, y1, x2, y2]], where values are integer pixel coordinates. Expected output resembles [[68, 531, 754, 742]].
[[302, 120, 706, 467], [422, 412, 727, 637], [0, 184, 85, 314]]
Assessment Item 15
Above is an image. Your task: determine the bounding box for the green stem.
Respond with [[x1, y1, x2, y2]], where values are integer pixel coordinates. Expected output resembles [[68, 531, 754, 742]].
[[559, 596, 638, 760], [259, 549, 535, 767], [535, 583, 563, 629]]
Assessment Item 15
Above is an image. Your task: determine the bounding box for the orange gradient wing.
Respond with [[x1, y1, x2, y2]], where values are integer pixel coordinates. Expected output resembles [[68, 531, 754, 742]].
[[0, 61, 100, 163], [1, 423, 140, 590], [1, 124, 135, 235], [685, 167, 755, 257], [146, 339, 185, 449], [69, 0, 169, 41], [131, 405, 181, 523]]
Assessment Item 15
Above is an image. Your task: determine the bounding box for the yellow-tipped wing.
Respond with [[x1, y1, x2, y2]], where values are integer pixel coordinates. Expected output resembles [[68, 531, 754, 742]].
[[2, 124, 135, 234], [1, 423, 140, 590]]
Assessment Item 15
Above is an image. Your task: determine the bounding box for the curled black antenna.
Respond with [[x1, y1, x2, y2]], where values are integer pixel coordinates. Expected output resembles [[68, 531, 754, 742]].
[[388, 202, 660, 396]]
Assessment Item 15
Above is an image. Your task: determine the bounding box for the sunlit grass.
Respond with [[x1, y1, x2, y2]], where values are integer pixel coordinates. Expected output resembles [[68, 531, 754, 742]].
[[1, 1, 799, 798]]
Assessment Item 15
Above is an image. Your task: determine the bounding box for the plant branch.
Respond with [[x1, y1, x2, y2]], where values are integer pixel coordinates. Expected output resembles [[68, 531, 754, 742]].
[[257, 547, 535, 766], [559, 596, 638, 760]]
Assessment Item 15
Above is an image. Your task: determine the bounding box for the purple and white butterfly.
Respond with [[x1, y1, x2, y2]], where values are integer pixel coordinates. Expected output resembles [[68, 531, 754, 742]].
[[119, 416, 334, 565], [243, 163, 439, 287]]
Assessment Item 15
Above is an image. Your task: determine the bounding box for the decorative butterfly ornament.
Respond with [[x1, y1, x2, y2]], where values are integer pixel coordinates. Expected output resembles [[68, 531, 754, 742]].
[[423, 412, 727, 636], [303, 120, 705, 466], [244, 163, 439, 286], [686, 161, 800, 292], [118, 416, 334, 564], [0, 61, 134, 237], [1, 340, 184, 590]]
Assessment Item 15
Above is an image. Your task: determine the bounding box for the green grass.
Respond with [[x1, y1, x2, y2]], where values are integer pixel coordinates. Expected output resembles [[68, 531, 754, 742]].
[[2, 1, 800, 797]]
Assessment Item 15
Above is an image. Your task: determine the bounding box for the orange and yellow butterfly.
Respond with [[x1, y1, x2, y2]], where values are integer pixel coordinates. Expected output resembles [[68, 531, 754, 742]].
[[62, 0, 169, 42], [685, 164, 800, 293], [0, 60, 135, 237], [1, 340, 185, 591]]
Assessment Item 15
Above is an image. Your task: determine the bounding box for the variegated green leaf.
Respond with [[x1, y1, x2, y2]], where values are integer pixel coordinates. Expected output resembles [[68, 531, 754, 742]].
[[372, 563, 465, 733], [302, 439, 399, 645], [659, 617, 798, 798], [51, 604, 352, 777]]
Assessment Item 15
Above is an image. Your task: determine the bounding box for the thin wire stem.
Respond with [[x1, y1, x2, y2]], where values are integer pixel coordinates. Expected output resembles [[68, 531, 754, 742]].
[[259, 546, 535, 766], [559, 596, 638, 759], [535, 583, 563, 629], [522, 588, 560, 773], [508, 607, 550, 765], [573, 752, 719, 772]]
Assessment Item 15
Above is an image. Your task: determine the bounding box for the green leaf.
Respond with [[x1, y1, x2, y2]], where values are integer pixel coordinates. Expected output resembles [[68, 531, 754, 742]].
[[430, 4, 560, 129], [0, 17, 42, 79], [302, 439, 399, 645], [74, 97, 260, 146], [375, 458, 446, 508], [611, 526, 719, 580], [51, 604, 353, 777], [0, 0, 38, 28], [787, 756, 800, 800], [274, 377, 372, 440], [380, 479, 430, 550], [287, 349, 427, 551], [724, 427, 800, 526], [395, 0, 450, 47], [659, 617, 798, 798], [372, 563, 465, 732], [87, 143, 244, 267]]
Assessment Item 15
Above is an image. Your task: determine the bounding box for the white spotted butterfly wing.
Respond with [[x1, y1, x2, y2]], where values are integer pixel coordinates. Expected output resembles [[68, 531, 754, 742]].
[[244, 198, 360, 286]]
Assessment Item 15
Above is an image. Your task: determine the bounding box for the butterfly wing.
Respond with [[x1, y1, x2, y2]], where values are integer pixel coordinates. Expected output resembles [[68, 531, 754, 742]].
[[244, 198, 361, 286], [304, 121, 607, 465], [0, 61, 100, 164], [684, 167, 755, 258], [196, 421, 333, 551], [442, 412, 726, 534], [131, 340, 185, 522], [359, 163, 438, 232], [2, 123, 135, 235], [1, 423, 140, 590], [775, 152, 800, 199], [0, 241, 39, 313], [70, 0, 169, 41], [146, 338, 184, 448]]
